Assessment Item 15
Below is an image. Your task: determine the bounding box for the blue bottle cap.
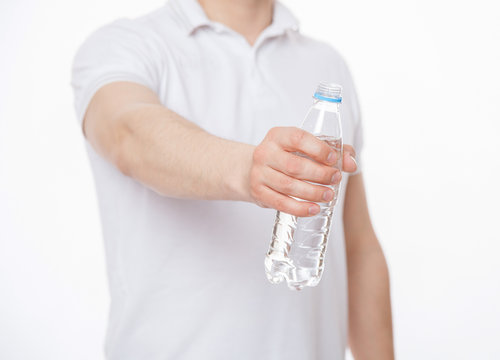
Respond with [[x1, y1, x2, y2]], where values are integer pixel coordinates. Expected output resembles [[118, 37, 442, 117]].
[[313, 82, 342, 103]]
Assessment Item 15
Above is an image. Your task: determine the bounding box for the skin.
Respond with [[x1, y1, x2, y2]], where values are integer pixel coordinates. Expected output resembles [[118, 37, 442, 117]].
[[82, 0, 395, 357], [198, 0, 273, 45]]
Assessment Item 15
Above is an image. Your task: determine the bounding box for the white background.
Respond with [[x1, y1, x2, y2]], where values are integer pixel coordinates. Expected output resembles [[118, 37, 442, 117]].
[[1, 0, 499, 358]]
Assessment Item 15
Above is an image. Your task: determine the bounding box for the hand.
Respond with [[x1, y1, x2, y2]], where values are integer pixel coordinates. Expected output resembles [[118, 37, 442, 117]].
[[249, 127, 358, 217]]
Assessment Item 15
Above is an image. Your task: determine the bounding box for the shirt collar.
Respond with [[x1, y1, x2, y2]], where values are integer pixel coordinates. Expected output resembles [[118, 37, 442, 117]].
[[169, 0, 299, 37]]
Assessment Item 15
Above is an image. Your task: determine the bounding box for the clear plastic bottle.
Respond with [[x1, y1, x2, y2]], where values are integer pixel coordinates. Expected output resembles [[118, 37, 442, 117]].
[[265, 82, 343, 290]]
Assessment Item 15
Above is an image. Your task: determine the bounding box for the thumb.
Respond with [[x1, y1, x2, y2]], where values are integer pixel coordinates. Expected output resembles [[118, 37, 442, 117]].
[[342, 145, 358, 173]]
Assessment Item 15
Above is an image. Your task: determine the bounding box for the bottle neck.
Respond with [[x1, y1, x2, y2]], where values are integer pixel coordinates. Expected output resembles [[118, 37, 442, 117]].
[[312, 98, 340, 112]]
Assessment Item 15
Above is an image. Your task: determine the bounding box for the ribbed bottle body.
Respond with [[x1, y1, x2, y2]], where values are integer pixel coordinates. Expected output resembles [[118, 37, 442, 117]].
[[265, 83, 343, 290]]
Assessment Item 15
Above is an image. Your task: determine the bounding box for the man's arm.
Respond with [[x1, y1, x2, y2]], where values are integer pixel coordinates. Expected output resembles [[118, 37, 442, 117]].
[[83, 81, 357, 216], [344, 173, 394, 359], [83, 81, 254, 202]]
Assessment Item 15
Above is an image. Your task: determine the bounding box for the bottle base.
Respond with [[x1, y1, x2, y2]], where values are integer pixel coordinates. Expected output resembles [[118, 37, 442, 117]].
[[265, 257, 290, 284], [285, 270, 322, 291], [265, 256, 323, 290]]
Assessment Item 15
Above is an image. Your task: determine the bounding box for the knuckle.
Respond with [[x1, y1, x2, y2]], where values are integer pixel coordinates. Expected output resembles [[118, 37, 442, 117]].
[[252, 146, 266, 164], [303, 184, 320, 202], [274, 197, 286, 211], [266, 126, 280, 140], [312, 185, 325, 201], [285, 156, 302, 175], [296, 204, 309, 217], [249, 184, 259, 200], [250, 185, 265, 203], [344, 144, 356, 157], [278, 176, 294, 193], [290, 128, 306, 148], [313, 165, 328, 183], [317, 166, 332, 183], [344, 143, 354, 151]]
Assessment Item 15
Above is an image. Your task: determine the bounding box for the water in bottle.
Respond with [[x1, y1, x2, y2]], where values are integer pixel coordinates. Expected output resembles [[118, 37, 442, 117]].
[[265, 82, 343, 290]]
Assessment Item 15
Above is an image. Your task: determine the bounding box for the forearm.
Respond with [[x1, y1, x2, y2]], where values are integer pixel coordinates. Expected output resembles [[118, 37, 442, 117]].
[[91, 102, 254, 201], [347, 241, 394, 359], [84, 82, 357, 216]]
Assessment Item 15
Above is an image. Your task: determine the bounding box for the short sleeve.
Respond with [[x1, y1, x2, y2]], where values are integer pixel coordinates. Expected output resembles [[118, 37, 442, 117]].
[[339, 58, 364, 176], [70, 18, 163, 126]]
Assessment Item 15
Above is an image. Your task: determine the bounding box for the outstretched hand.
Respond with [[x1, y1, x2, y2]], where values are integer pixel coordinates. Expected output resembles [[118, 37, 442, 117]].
[[248, 127, 357, 217]]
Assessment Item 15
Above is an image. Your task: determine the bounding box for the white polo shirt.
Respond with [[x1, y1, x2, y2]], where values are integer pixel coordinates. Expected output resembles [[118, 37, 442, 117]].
[[71, 0, 364, 359]]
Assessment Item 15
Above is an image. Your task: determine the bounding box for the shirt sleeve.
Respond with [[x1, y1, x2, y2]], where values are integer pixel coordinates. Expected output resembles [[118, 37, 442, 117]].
[[70, 18, 163, 126], [339, 58, 364, 176]]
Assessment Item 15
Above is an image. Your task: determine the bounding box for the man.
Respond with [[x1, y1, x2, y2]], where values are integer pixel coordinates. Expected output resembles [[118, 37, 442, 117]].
[[71, 0, 394, 358]]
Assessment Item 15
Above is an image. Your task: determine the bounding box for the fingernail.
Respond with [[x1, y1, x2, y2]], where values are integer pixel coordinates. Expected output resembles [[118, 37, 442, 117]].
[[322, 189, 333, 201], [331, 172, 342, 184], [327, 152, 336, 164], [350, 155, 358, 168], [308, 205, 320, 215]]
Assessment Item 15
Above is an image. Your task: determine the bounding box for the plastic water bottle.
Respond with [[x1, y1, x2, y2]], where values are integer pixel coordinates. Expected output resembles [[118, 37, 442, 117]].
[[265, 82, 343, 290]]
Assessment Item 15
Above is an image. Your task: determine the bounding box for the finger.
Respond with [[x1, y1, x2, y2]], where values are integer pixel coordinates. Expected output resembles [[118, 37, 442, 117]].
[[268, 127, 338, 166], [342, 144, 358, 173], [263, 167, 334, 203], [267, 148, 342, 185], [343, 144, 356, 158], [259, 185, 321, 217]]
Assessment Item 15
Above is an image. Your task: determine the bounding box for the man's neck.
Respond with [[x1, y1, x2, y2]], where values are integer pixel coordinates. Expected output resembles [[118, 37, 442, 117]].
[[197, 0, 274, 45]]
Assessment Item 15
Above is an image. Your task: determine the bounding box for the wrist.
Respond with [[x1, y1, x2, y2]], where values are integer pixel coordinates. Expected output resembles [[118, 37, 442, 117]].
[[223, 141, 255, 202]]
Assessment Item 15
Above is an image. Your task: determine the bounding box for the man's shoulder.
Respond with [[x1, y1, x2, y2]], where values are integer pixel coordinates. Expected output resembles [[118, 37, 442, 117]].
[[82, 5, 180, 49]]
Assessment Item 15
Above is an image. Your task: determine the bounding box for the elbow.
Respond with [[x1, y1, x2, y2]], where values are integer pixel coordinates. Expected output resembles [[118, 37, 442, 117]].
[[113, 147, 132, 178], [109, 121, 134, 178]]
